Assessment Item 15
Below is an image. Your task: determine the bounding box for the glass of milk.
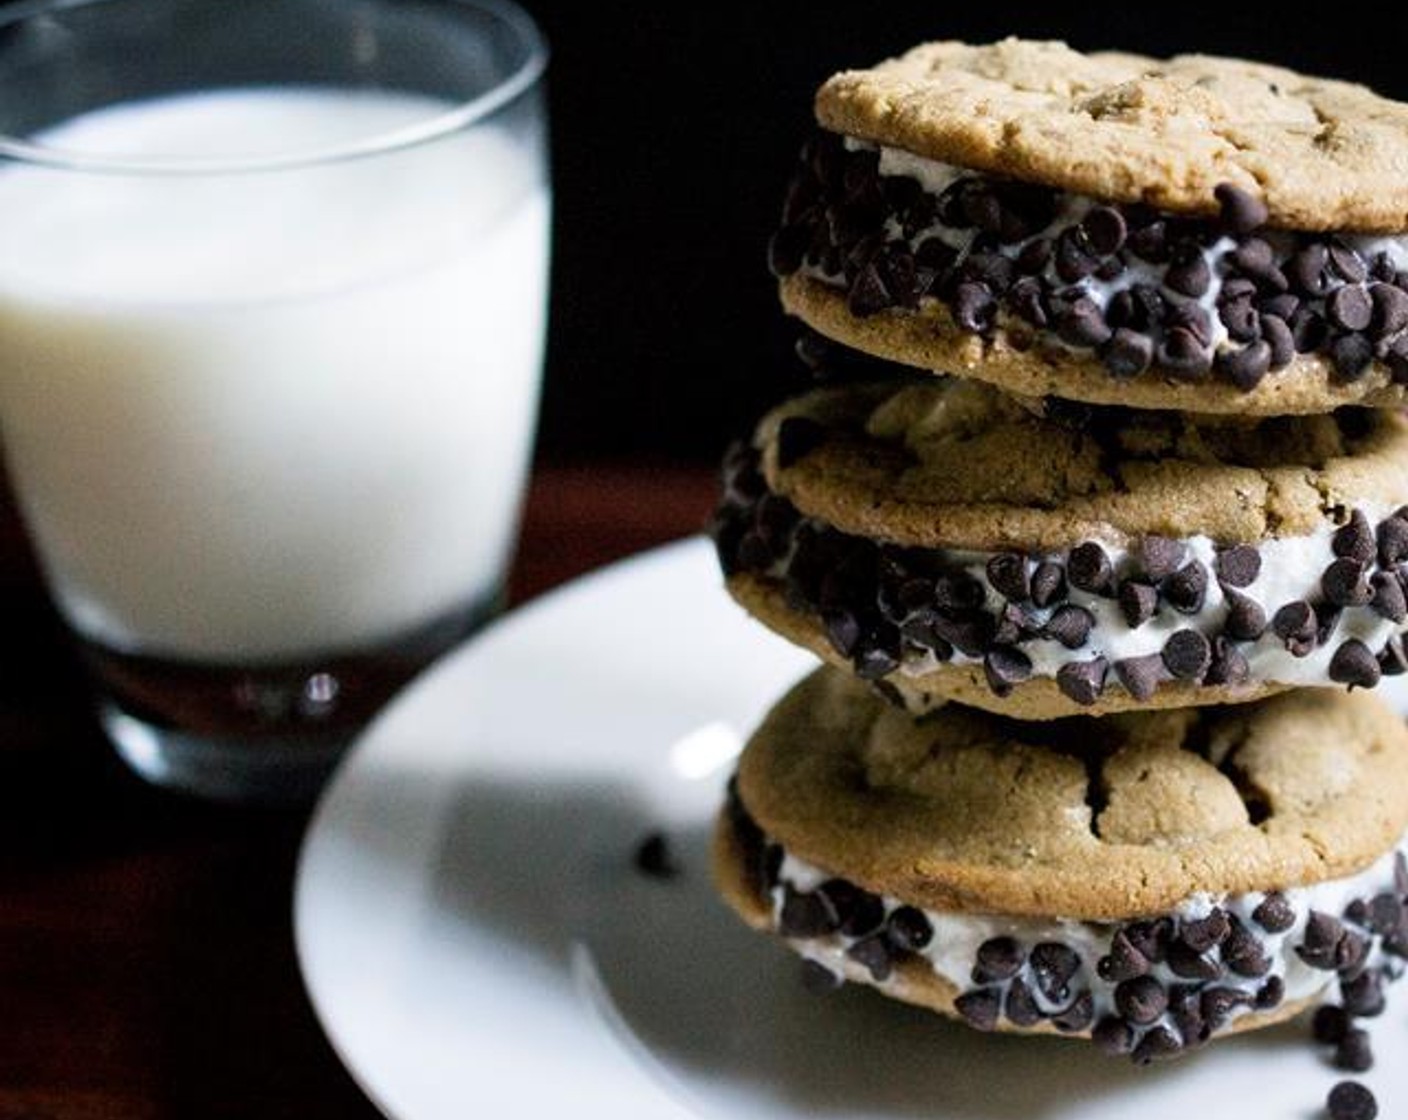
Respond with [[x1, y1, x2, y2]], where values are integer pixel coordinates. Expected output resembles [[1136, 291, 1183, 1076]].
[[0, 0, 550, 801]]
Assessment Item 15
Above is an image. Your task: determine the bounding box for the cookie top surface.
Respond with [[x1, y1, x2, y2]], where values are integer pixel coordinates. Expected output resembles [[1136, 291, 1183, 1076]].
[[735, 667, 1408, 918], [817, 39, 1408, 233], [758, 378, 1408, 551]]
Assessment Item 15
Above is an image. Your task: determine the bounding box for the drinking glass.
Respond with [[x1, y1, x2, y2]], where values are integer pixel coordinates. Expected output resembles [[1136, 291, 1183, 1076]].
[[0, 0, 550, 802]]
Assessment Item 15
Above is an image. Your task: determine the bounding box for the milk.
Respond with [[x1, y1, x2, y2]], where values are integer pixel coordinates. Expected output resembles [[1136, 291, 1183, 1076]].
[[0, 89, 550, 662]]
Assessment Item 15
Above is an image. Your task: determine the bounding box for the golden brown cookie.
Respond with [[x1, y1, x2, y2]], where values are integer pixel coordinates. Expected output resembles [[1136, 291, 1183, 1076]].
[[769, 41, 1408, 414], [713, 667, 1408, 1061], [711, 378, 1408, 717]]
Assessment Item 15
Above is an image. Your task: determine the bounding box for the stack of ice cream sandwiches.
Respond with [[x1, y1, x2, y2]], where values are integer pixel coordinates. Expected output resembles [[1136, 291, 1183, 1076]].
[[709, 38, 1408, 1074]]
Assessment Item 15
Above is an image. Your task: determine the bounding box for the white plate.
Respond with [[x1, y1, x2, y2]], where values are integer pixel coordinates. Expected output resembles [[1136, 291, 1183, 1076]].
[[296, 537, 1408, 1120]]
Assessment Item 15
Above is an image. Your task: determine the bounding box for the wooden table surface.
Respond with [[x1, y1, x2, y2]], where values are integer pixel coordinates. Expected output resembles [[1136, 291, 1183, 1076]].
[[0, 462, 718, 1120]]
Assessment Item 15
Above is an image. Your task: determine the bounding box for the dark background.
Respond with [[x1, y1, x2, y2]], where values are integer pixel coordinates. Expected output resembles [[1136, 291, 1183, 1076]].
[[529, 0, 1408, 465]]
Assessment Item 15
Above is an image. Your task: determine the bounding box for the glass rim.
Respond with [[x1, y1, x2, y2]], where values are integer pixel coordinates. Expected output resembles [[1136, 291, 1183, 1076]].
[[0, 0, 548, 175]]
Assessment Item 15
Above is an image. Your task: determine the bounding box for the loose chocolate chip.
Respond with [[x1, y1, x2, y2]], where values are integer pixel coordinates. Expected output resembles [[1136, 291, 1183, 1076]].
[[633, 832, 680, 879], [775, 417, 826, 469], [1329, 286, 1374, 332], [1335, 1031, 1376, 1074], [1205, 637, 1250, 687], [1045, 604, 1094, 649], [1098, 931, 1150, 983], [1367, 891, 1405, 935], [1180, 910, 1231, 953], [1215, 183, 1268, 234], [1327, 1080, 1378, 1120], [1314, 1004, 1351, 1044], [1252, 892, 1296, 933], [1163, 561, 1208, 612], [1029, 943, 1082, 1004], [1157, 326, 1212, 380], [1371, 572, 1408, 622], [1057, 297, 1113, 348], [1379, 515, 1408, 566], [1163, 629, 1212, 680], [886, 905, 934, 951], [1272, 601, 1318, 655], [1323, 557, 1373, 607], [1081, 206, 1127, 255], [846, 934, 894, 982], [1335, 511, 1378, 563], [1330, 639, 1382, 689], [1217, 339, 1273, 390], [1223, 920, 1271, 977], [1341, 970, 1386, 1019], [1092, 1015, 1134, 1055], [987, 553, 1029, 601], [1101, 328, 1155, 379], [1288, 243, 1331, 296], [1068, 542, 1113, 594], [819, 879, 885, 938], [1115, 975, 1167, 1025], [984, 646, 1033, 696], [1167, 941, 1222, 981], [779, 886, 840, 938], [1119, 581, 1159, 628], [1262, 313, 1296, 369], [1132, 1026, 1183, 1065], [1004, 978, 1042, 1027], [1056, 658, 1108, 706], [1222, 589, 1267, 641], [1030, 562, 1066, 607], [973, 937, 1026, 984], [1331, 333, 1375, 381], [1138, 536, 1186, 580], [1052, 991, 1095, 1033], [1115, 654, 1165, 701], [954, 989, 1001, 1031]]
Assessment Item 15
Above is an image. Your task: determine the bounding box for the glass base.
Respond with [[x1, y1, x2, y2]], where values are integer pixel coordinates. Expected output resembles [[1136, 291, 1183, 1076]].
[[102, 702, 348, 805]]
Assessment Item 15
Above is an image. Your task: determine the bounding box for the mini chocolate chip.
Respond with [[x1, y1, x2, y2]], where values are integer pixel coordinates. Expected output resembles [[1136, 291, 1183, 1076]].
[[1323, 557, 1373, 606], [1115, 654, 1165, 701], [1260, 292, 1300, 321], [1223, 920, 1271, 977], [1057, 297, 1113, 348], [1081, 206, 1127, 255], [1030, 561, 1066, 607], [1219, 295, 1261, 343], [779, 886, 840, 938], [1055, 228, 1099, 283], [1215, 183, 1268, 234], [986, 553, 1029, 601], [847, 261, 894, 317], [1390, 336, 1408, 383], [1329, 286, 1374, 332], [1115, 975, 1167, 1025], [1367, 891, 1405, 936], [1222, 589, 1267, 641], [1004, 978, 1042, 1027], [1068, 542, 1113, 594], [1098, 931, 1150, 983], [1119, 581, 1159, 628], [1330, 639, 1381, 689], [992, 603, 1025, 646], [934, 573, 987, 612], [1314, 1004, 1351, 1044], [1298, 911, 1345, 969], [1272, 601, 1318, 654], [1328, 1081, 1379, 1120], [1256, 975, 1285, 1009], [1029, 942, 1082, 1004], [854, 644, 901, 681], [1334, 1032, 1375, 1074], [1288, 242, 1331, 296], [1335, 510, 1377, 562], [1052, 991, 1095, 1033], [973, 936, 1026, 984], [1371, 571, 1408, 622], [819, 879, 885, 938], [846, 934, 894, 982], [886, 905, 933, 951], [1163, 561, 1208, 612], [1157, 326, 1212, 380], [1200, 986, 1252, 1030], [1056, 658, 1108, 705], [1045, 604, 1094, 649], [1262, 313, 1296, 368], [1179, 910, 1231, 953], [1217, 339, 1273, 390], [1092, 1015, 1133, 1055], [1167, 985, 1207, 1049], [1332, 333, 1375, 381], [1132, 1026, 1183, 1065], [1230, 238, 1288, 291], [633, 832, 680, 879], [1167, 941, 1222, 981], [799, 958, 844, 994], [1204, 637, 1250, 687], [1329, 242, 1369, 284], [1379, 515, 1408, 566], [1293, 306, 1331, 352], [1138, 536, 1186, 580], [953, 281, 997, 333], [1162, 629, 1211, 680], [1165, 246, 1211, 297], [775, 417, 826, 469], [1341, 970, 1386, 1019], [984, 646, 1033, 696], [1102, 328, 1155, 378], [954, 989, 1001, 1031], [1371, 281, 1408, 339]]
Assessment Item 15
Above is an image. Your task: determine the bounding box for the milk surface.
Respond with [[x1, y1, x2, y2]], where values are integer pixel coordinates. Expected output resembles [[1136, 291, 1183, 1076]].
[[0, 89, 549, 660]]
